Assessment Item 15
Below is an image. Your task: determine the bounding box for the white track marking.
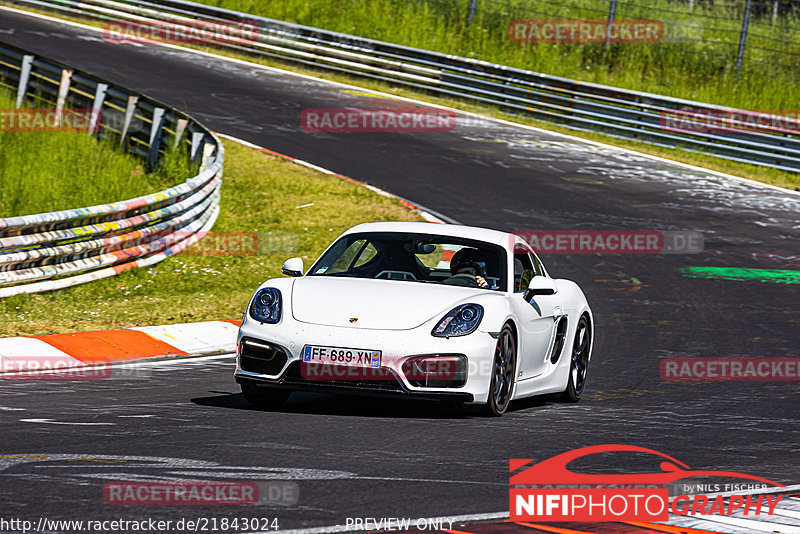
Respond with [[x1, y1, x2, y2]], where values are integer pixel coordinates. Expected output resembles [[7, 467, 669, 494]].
[[2, 4, 796, 202], [0, 337, 83, 364], [0, 353, 235, 379], [130, 321, 238, 354], [115, 353, 235, 368], [20, 418, 115, 426]]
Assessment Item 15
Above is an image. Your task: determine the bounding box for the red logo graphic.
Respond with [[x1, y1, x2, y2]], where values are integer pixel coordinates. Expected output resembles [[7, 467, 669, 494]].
[[510, 444, 785, 522]]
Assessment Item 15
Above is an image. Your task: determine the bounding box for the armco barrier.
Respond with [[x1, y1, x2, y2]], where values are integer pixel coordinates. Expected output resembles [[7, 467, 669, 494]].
[[0, 41, 224, 297], [5, 0, 800, 173]]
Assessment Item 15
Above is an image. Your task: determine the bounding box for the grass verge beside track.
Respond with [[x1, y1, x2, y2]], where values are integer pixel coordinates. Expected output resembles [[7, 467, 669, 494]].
[[0, 88, 192, 217], [0, 140, 424, 337]]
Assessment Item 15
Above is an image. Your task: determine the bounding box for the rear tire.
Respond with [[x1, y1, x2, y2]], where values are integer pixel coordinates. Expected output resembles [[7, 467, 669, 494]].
[[483, 325, 517, 416], [559, 315, 591, 403], [241, 382, 290, 410]]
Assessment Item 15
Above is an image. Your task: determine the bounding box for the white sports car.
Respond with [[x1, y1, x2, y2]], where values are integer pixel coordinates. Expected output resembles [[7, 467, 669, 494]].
[[235, 222, 593, 416]]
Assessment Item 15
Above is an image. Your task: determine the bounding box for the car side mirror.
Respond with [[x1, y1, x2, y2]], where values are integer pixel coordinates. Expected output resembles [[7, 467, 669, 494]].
[[281, 257, 303, 277], [524, 275, 557, 300]]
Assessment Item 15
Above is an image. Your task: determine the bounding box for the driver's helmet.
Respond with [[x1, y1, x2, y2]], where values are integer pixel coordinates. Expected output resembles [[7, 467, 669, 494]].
[[450, 247, 487, 278]]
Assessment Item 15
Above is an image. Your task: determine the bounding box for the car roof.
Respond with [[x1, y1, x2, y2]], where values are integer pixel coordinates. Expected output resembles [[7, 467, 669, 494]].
[[342, 221, 520, 248]]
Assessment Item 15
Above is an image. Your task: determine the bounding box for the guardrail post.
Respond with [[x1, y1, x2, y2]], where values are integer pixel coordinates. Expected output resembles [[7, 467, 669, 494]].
[[191, 132, 205, 164], [55, 69, 73, 127], [735, 0, 752, 75], [202, 142, 216, 170], [148, 107, 165, 169], [604, 0, 618, 52], [120, 95, 139, 148], [174, 118, 188, 148], [466, 0, 478, 27], [88, 83, 108, 135], [15, 55, 34, 108]]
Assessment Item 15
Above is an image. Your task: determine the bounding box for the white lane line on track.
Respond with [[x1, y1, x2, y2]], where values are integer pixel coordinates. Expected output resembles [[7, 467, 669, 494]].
[[0, 353, 235, 379], [252, 512, 509, 534], [113, 353, 235, 369], [2, 4, 798, 201], [20, 418, 115, 426]]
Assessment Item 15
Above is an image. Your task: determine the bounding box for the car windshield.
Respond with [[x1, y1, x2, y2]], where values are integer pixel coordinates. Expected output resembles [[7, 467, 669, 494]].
[[308, 232, 507, 291]]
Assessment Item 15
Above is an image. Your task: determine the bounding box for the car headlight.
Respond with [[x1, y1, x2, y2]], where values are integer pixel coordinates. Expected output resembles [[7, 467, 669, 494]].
[[431, 304, 483, 337], [249, 287, 282, 324]]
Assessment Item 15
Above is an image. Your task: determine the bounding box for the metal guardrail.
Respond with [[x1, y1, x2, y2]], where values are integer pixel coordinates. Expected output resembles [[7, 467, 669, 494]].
[[0, 41, 224, 297], [6, 0, 800, 173]]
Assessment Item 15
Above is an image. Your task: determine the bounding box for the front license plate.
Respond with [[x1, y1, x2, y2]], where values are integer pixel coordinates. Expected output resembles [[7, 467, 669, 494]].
[[302, 345, 381, 368]]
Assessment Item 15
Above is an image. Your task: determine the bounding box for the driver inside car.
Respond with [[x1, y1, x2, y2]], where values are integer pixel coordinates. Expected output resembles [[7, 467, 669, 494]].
[[442, 247, 489, 288]]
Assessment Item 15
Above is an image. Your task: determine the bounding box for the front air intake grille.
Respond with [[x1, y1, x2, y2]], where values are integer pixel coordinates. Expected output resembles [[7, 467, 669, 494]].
[[239, 338, 288, 375], [282, 361, 405, 391]]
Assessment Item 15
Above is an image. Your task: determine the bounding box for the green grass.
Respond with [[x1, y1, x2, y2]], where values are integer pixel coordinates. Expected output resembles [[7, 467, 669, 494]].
[[199, 0, 800, 111], [0, 89, 192, 217], [0, 141, 424, 336]]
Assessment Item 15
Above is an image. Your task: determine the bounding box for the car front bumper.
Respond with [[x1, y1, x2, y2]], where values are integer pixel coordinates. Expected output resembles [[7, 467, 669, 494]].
[[234, 317, 497, 404]]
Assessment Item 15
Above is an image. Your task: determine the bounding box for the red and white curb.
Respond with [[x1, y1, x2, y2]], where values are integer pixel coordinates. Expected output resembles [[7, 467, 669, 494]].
[[0, 320, 239, 375]]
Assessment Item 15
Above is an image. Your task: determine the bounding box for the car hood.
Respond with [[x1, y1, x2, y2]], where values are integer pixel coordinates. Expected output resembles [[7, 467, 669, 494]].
[[291, 276, 486, 330]]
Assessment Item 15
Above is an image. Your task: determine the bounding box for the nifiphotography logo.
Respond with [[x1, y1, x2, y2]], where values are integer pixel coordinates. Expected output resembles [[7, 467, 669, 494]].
[[509, 444, 785, 522]]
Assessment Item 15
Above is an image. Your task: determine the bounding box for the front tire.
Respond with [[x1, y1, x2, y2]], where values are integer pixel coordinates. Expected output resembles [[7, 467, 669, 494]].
[[483, 325, 517, 416], [559, 315, 591, 403], [241, 382, 290, 410]]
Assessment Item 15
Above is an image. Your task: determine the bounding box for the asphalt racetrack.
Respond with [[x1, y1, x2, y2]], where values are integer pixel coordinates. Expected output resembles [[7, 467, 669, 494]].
[[0, 8, 799, 531]]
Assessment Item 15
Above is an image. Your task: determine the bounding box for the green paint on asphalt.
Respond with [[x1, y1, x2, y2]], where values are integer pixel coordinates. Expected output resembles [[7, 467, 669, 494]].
[[680, 267, 800, 285]]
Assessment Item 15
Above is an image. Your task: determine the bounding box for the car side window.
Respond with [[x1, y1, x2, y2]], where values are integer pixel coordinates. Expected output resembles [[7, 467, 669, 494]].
[[513, 245, 536, 292]]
